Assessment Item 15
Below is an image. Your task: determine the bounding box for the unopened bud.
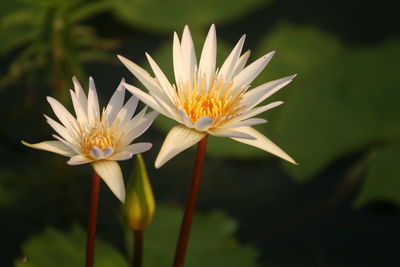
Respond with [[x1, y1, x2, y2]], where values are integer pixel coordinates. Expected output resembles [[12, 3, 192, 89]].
[[122, 154, 155, 230]]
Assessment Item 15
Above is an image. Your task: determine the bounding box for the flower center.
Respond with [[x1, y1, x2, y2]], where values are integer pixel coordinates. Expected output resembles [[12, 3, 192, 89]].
[[79, 119, 121, 157], [176, 74, 244, 126]]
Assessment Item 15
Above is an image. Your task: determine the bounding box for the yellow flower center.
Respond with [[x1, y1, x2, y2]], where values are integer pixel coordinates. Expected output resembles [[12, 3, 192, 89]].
[[176, 75, 244, 127], [79, 118, 121, 157]]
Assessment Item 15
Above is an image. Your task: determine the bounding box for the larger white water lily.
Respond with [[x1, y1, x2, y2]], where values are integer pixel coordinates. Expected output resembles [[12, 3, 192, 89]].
[[22, 77, 158, 202], [119, 24, 297, 168]]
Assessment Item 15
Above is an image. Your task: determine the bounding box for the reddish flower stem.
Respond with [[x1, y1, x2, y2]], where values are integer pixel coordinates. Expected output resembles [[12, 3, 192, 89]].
[[86, 171, 101, 267], [133, 230, 143, 267], [173, 135, 208, 267]]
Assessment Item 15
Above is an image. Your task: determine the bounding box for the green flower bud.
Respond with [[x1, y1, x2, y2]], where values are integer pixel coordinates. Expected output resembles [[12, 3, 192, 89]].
[[122, 154, 155, 230]]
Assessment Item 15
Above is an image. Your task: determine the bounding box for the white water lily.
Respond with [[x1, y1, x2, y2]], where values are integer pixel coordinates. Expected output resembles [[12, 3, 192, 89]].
[[119, 24, 297, 168], [22, 77, 158, 202]]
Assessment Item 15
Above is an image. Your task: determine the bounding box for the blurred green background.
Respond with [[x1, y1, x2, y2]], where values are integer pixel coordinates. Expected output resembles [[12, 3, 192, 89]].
[[1, 0, 399, 266]]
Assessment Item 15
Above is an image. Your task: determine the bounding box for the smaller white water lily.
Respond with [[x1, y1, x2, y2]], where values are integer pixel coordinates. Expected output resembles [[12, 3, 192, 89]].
[[119, 24, 297, 168], [22, 77, 158, 202]]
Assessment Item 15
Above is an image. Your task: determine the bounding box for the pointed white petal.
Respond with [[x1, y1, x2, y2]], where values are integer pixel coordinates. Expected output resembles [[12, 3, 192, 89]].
[[232, 51, 275, 91], [242, 74, 296, 109], [44, 115, 74, 144], [124, 83, 173, 118], [87, 77, 100, 125], [222, 118, 267, 128], [231, 126, 297, 164], [155, 125, 206, 168], [232, 50, 251, 77], [70, 90, 88, 125], [115, 95, 139, 126], [194, 116, 214, 131], [46, 96, 78, 133], [105, 79, 126, 124], [181, 25, 197, 85], [145, 53, 176, 102], [22, 140, 75, 157], [173, 32, 186, 86], [219, 35, 246, 82], [208, 128, 256, 139], [121, 142, 152, 155], [122, 111, 158, 146], [198, 24, 217, 89], [117, 55, 167, 98], [107, 151, 133, 161], [52, 134, 80, 154], [92, 160, 125, 203], [67, 155, 93, 165], [236, 101, 284, 122], [123, 106, 148, 134], [72, 76, 88, 112]]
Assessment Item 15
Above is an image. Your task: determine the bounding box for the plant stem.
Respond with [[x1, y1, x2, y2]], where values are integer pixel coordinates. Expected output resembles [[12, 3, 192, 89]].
[[86, 171, 101, 267], [173, 135, 208, 267], [133, 230, 143, 267]]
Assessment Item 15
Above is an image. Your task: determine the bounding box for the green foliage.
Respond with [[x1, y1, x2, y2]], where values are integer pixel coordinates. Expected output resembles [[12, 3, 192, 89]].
[[109, 0, 270, 33], [0, 0, 118, 94], [355, 144, 400, 207], [15, 206, 258, 266], [15, 225, 129, 267], [253, 24, 400, 182], [127, 205, 259, 267]]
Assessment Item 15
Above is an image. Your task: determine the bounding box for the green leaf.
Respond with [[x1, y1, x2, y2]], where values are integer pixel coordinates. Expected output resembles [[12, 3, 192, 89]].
[[15, 225, 129, 267], [109, 0, 270, 32], [254, 24, 400, 181], [125, 205, 259, 267], [354, 144, 400, 207]]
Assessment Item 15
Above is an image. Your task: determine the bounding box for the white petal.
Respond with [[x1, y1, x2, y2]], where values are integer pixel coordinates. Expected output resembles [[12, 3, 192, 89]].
[[178, 110, 194, 128], [46, 96, 78, 133], [222, 118, 267, 128], [194, 116, 214, 131], [90, 146, 103, 159], [235, 101, 284, 122], [107, 151, 133, 161], [122, 111, 158, 146], [123, 106, 148, 134], [218, 35, 246, 82], [72, 76, 88, 112], [22, 140, 75, 157], [67, 155, 93, 165], [124, 83, 173, 118], [232, 50, 251, 77], [208, 128, 256, 139], [105, 79, 126, 124], [92, 160, 125, 203], [173, 32, 186, 86], [242, 74, 296, 109], [145, 53, 176, 102], [44, 115, 74, 144], [70, 90, 88, 125], [232, 51, 275, 91], [198, 24, 217, 89], [87, 77, 100, 125], [121, 142, 152, 155], [231, 126, 297, 164], [155, 125, 206, 168], [102, 146, 114, 158], [117, 55, 169, 102], [115, 95, 139, 126], [52, 134, 80, 154], [181, 25, 197, 85]]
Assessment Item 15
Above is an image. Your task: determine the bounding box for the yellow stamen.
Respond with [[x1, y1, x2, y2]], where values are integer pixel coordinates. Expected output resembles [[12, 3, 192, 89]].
[[79, 114, 122, 158], [176, 74, 243, 127]]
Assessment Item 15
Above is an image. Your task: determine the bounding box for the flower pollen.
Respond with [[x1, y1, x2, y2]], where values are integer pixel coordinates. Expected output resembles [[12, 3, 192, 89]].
[[176, 74, 244, 126]]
